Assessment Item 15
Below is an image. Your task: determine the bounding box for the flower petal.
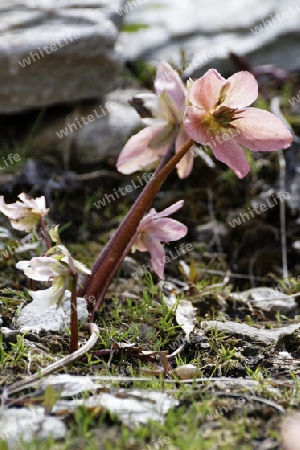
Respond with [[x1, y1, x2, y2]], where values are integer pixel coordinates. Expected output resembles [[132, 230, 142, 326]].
[[16, 256, 69, 281], [116, 124, 169, 174], [0, 196, 26, 220], [29, 277, 67, 311], [143, 234, 166, 278], [234, 107, 293, 152], [155, 62, 186, 112], [153, 200, 184, 219], [18, 193, 48, 215], [189, 69, 227, 112], [222, 71, 258, 108], [147, 218, 187, 242], [184, 106, 216, 144], [210, 138, 250, 179], [176, 127, 195, 178]]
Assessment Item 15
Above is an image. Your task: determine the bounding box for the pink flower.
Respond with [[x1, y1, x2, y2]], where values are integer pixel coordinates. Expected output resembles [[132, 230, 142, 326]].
[[0, 193, 49, 232], [184, 69, 293, 178], [132, 200, 187, 278], [116, 62, 195, 179]]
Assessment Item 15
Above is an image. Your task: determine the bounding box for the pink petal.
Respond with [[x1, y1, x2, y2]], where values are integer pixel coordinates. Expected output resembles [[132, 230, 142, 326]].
[[148, 122, 175, 149], [147, 218, 187, 242], [158, 92, 182, 124], [175, 127, 195, 178], [210, 138, 250, 179], [143, 234, 166, 278], [189, 69, 228, 112], [155, 62, 186, 112], [153, 200, 184, 219], [116, 124, 169, 174], [184, 106, 216, 144], [132, 231, 148, 252], [222, 71, 258, 108], [234, 107, 293, 152]]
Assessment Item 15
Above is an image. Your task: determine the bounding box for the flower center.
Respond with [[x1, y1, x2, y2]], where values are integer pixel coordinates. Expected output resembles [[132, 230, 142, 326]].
[[212, 106, 243, 129]]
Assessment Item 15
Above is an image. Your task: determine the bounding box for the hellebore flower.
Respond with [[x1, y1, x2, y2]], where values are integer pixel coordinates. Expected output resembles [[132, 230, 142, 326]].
[[16, 245, 91, 311], [131, 200, 187, 278], [184, 69, 293, 178], [116, 62, 195, 179], [0, 193, 49, 232]]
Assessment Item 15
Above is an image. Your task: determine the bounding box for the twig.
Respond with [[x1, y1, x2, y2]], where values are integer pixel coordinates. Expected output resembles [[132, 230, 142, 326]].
[[5, 323, 99, 396], [270, 97, 288, 278]]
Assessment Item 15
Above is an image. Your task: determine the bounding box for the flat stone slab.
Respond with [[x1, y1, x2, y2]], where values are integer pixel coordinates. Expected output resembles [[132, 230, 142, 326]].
[[120, 0, 300, 75], [201, 320, 300, 346], [0, 0, 124, 113]]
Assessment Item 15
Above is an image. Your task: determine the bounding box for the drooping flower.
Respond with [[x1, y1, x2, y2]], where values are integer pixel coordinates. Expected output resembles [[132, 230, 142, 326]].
[[16, 244, 91, 311], [131, 200, 187, 278], [184, 69, 293, 178], [0, 193, 49, 232], [116, 62, 195, 179]]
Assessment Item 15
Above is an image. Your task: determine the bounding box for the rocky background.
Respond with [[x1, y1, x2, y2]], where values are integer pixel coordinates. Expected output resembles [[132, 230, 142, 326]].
[[0, 0, 299, 167]]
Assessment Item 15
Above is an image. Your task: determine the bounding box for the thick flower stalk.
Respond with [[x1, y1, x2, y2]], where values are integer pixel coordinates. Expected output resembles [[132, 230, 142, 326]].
[[132, 200, 187, 278], [0, 193, 49, 232], [81, 66, 293, 317], [184, 69, 293, 178], [117, 62, 195, 178]]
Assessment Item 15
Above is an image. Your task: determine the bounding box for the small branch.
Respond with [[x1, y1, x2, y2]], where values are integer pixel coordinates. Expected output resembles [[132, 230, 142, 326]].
[[5, 323, 99, 396]]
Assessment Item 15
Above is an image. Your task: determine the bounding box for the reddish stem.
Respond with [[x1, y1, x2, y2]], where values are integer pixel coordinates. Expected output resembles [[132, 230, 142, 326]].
[[40, 217, 52, 250], [81, 139, 194, 315]]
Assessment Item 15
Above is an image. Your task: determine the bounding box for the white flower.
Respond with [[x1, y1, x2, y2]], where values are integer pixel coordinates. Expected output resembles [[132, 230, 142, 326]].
[[16, 245, 91, 311], [0, 193, 49, 232]]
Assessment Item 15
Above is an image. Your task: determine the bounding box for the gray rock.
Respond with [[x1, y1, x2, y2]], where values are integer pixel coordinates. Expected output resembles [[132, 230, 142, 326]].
[[29, 89, 144, 164], [201, 320, 300, 346], [0, 0, 124, 113], [14, 291, 88, 334], [0, 407, 66, 448], [120, 0, 300, 75], [230, 287, 297, 318]]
